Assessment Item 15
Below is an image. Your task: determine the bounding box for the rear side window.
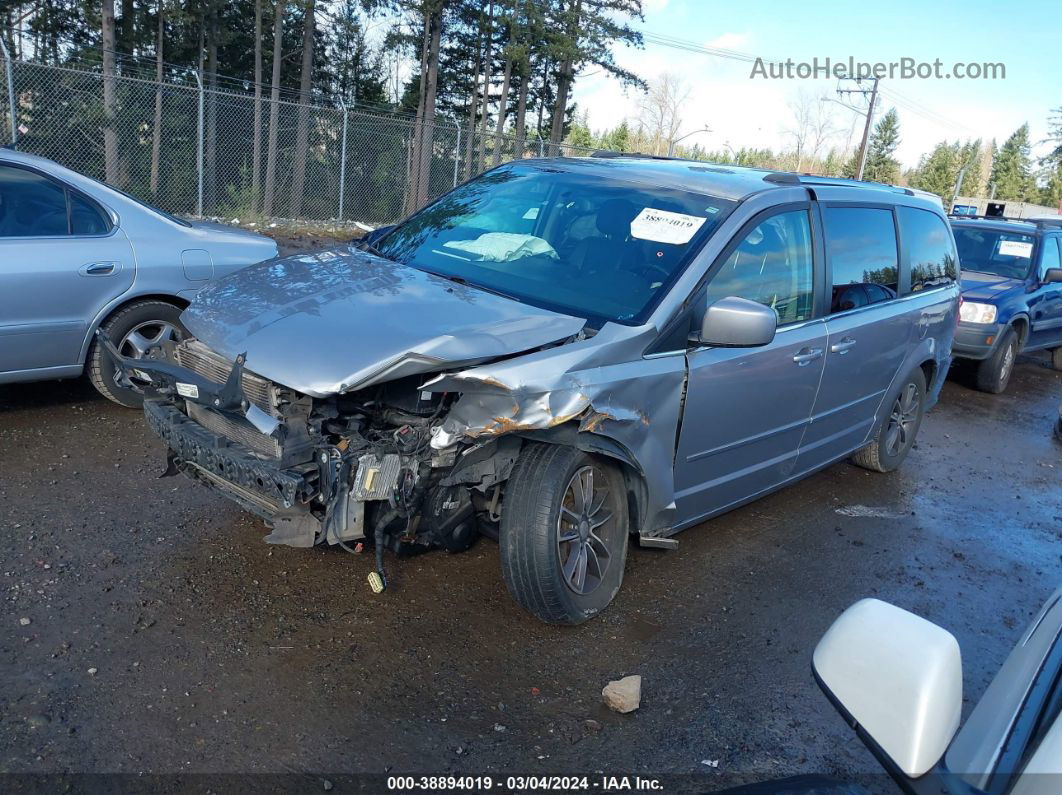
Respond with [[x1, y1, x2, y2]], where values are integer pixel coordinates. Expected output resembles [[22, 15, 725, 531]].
[[0, 164, 110, 237], [899, 206, 958, 292], [823, 207, 899, 313]]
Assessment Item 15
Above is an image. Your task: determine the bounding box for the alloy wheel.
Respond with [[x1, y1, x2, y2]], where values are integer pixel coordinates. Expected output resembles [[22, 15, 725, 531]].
[[114, 320, 181, 385], [557, 465, 619, 595], [884, 382, 920, 457]]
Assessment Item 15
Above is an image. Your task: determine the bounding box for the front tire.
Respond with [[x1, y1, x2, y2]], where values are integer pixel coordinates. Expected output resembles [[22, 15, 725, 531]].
[[500, 443, 629, 625], [851, 367, 927, 473], [1050, 347, 1062, 372], [88, 300, 186, 408], [975, 327, 1018, 394]]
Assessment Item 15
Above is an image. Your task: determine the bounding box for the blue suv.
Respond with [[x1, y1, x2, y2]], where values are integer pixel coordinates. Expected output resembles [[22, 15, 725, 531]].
[[950, 218, 1062, 392]]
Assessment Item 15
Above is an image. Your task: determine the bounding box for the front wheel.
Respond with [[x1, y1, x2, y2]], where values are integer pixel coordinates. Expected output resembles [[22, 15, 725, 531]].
[[500, 443, 629, 625], [850, 367, 927, 473], [975, 327, 1018, 393], [1050, 347, 1062, 372]]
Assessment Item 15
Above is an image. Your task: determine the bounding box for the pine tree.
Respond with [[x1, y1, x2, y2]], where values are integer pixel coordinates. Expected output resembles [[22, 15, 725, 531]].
[[989, 124, 1037, 201], [862, 107, 901, 184]]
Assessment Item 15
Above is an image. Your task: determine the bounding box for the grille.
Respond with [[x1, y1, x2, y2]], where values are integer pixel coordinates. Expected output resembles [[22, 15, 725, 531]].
[[175, 340, 277, 416], [187, 402, 281, 460]]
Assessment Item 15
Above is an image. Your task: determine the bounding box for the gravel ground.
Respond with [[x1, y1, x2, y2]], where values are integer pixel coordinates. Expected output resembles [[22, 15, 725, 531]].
[[1, 303, 1059, 789]]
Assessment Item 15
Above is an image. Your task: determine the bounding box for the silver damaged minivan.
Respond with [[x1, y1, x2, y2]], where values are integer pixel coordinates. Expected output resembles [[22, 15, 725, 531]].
[[111, 156, 960, 624]]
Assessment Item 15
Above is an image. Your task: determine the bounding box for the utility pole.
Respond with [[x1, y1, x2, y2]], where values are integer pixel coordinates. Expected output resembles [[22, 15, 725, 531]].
[[836, 77, 879, 180], [950, 164, 969, 214]]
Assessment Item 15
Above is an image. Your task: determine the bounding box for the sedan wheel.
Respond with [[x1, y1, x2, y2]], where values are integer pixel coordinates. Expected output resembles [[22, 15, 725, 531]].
[[88, 300, 187, 408]]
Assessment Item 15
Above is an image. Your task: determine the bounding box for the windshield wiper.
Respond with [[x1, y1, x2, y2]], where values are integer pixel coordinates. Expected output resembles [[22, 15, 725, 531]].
[[356, 239, 392, 260], [419, 269, 524, 304]]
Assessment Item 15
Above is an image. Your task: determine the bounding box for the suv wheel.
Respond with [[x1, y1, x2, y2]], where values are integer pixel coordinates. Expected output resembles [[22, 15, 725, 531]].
[[88, 300, 186, 408], [1050, 347, 1062, 372], [851, 367, 927, 473], [975, 327, 1018, 394], [500, 443, 628, 625]]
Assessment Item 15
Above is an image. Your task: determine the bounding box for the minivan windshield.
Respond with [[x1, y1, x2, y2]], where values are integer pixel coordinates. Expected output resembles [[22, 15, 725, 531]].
[[952, 226, 1035, 280], [373, 163, 735, 324]]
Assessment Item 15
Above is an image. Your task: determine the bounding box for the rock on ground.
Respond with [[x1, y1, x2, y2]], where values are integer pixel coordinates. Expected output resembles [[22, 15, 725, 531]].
[[602, 675, 642, 713]]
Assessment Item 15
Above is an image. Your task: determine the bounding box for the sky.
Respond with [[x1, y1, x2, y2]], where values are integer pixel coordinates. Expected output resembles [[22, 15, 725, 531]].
[[570, 0, 1062, 168]]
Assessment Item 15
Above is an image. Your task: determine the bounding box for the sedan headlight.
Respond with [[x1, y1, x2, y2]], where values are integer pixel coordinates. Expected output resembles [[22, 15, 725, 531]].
[[959, 301, 997, 324]]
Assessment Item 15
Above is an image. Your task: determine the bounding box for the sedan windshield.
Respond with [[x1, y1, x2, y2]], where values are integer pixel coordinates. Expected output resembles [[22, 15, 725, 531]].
[[373, 163, 735, 324], [952, 226, 1035, 280]]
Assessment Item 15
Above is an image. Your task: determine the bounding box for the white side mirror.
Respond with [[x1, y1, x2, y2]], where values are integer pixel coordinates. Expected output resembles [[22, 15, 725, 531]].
[[813, 599, 963, 778]]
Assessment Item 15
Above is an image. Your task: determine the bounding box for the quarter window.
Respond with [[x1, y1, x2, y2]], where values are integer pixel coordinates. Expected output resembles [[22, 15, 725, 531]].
[[899, 206, 958, 291], [1040, 237, 1061, 281], [705, 209, 814, 324], [823, 207, 899, 313]]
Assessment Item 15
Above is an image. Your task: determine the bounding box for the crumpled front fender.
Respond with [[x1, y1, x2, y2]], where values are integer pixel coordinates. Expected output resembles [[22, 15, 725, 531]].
[[422, 347, 688, 538]]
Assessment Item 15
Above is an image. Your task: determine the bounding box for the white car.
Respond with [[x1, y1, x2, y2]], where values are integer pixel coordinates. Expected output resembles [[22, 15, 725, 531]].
[[815, 588, 1062, 793]]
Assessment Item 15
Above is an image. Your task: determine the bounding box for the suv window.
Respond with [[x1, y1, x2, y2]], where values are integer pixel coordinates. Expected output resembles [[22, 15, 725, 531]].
[[823, 207, 899, 313], [0, 164, 110, 238], [704, 209, 814, 325], [899, 206, 958, 291], [1040, 236, 1061, 281]]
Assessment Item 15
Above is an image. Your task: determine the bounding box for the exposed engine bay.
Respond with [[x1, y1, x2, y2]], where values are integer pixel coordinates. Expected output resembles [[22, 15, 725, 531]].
[[108, 335, 527, 591]]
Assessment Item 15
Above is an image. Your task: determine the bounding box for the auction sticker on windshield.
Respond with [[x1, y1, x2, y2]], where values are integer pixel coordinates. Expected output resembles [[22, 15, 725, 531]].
[[998, 240, 1033, 258], [630, 208, 706, 245]]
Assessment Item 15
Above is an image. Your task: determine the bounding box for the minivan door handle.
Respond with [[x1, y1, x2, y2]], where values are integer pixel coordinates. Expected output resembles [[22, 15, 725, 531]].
[[80, 261, 119, 276], [793, 347, 824, 366], [830, 337, 857, 354]]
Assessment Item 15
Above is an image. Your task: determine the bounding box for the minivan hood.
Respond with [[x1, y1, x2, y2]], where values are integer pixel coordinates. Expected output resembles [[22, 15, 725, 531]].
[[960, 270, 1024, 302], [180, 247, 586, 396]]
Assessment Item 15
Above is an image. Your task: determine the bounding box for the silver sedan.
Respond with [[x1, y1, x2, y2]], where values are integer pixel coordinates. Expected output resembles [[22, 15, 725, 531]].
[[0, 149, 277, 406]]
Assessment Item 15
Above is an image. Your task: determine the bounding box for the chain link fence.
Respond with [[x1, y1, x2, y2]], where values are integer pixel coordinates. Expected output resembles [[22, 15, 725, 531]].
[[0, 51, 602, 224]]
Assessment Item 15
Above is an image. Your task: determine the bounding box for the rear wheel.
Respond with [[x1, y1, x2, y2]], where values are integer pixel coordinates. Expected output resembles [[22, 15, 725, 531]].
[[1050, 347, 1062, 372], [88, 300, 186, 408], [500, 443, 628, 625], [851, 367, 927, 473], [975, 327, 1018, 394]]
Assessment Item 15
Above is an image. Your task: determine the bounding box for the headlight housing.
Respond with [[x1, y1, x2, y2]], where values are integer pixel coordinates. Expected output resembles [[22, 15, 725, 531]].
[[959, 301, 997, 324]]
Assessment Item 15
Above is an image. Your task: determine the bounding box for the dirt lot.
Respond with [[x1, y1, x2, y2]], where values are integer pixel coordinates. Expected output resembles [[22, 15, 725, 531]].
[[1, 332, 1060, 787]]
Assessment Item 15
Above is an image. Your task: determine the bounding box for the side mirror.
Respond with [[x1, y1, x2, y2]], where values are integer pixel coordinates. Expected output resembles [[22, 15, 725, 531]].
[[813, 599, 963, 779], [1043, 267, 1062, 284], [696, 296, 777, 347]]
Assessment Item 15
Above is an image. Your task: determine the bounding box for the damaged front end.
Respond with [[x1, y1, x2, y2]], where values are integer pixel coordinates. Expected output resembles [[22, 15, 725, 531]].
[[104, 332, 531, 589]]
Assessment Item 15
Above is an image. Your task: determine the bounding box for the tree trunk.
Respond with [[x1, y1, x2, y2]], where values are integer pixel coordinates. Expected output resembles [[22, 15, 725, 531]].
[[548, 0, 581, 155], [101, 0, 120, 185], [263, 1, 283, 217], [149, 1, 164, 195], [548, 59, 572, 155], [476, 0, 495, 173], [120, 0, 135, 58], [413, 4, 442, 210], [462, 28, 483, 180], [203, 3, 218, 213], [513, 69, 528, 158], [252, 0, 263, 211], [491, 56, 512, 166], [288, 0, 315, 218]]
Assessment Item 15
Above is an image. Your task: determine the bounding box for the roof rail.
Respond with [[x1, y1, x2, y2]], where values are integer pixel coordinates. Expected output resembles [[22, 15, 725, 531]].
[[761, 172, 915, 196], [948, 214, 1041, 225], [589, 150, 684, 161]]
